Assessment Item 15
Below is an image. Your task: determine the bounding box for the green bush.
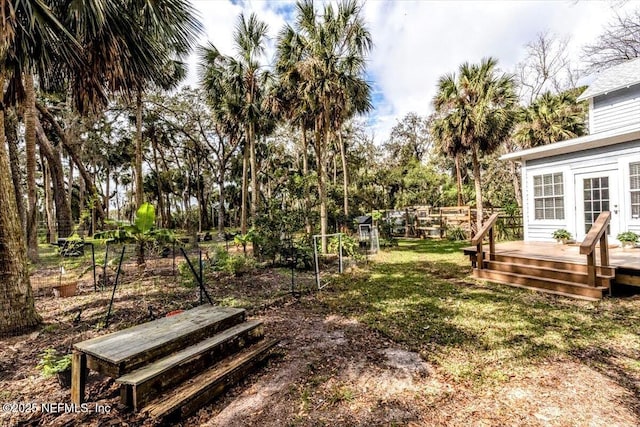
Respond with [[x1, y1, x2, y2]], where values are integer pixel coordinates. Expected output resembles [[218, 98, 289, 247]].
[[552, 229, 572, 240], [617, 231, 639, 244], [222, 255, 256, 276], [328, 234, 359, 257], [37, 349, 71, 377], [210, 246, 230, 270], [447, 226, 468, 241]]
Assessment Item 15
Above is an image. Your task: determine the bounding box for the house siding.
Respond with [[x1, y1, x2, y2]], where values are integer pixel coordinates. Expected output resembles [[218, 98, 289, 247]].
[[523, 140, 640, 242], [592, 86, 640, 133]]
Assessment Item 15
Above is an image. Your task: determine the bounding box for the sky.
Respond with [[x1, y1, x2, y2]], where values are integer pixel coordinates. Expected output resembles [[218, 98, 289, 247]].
[[185, 0, 638, 143]]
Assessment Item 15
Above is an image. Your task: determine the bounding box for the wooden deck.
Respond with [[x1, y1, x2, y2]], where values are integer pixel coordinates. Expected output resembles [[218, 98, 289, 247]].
[[481, 241, 640, 270], [464, 241, 640, 293]]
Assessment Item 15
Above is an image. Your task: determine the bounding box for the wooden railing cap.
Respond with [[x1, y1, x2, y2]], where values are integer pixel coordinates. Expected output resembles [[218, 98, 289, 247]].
[[579, 211, 611, 255], [471, 213, 500, 245]]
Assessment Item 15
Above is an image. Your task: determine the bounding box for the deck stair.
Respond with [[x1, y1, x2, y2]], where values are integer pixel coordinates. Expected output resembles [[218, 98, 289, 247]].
[[465, 250, 614, 300], [464, 212, 615, 300], [110, 306, 277, 420]]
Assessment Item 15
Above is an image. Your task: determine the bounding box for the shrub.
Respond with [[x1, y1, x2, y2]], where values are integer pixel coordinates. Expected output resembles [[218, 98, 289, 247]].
[[222, 255, 256, 276], [37, 349, 71, 377], [617, 231, 639, 243], [552, 229, 572, 240], [447, 226, 468, 241], [328, 234, 359, 257]]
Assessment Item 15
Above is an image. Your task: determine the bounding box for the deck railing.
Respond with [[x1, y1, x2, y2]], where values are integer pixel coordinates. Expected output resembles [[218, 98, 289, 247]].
[[471, 213, 500, 270], [579, 211, 611, 287]]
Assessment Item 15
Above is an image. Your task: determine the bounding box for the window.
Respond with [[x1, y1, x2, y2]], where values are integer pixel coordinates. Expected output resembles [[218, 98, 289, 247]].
[[631, 162, 640, 220], [533, 173, 564, 220]]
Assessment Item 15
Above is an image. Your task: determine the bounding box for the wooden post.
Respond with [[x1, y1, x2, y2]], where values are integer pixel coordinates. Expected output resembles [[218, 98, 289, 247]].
[[489, 228, 495, 261], [477, 242, 483, 270], [599, 233, 609, 267], [71, 351, 87, 405], [586, 253, 596, 287]]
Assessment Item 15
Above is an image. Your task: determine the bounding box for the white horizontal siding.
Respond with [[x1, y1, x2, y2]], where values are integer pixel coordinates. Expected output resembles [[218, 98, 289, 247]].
[[592, 87, 640, 133], [527, 223, 570, 242], [592, 99, 640, 133], [523, 140, 640, 243]]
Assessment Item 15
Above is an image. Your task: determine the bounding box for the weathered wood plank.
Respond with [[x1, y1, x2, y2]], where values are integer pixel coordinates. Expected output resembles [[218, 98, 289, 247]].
[[118, 320, 265, 410], [485, 261, 614, 286], [473, 270, 607, 299], [74, 306, 245, 367], [144, 339, 279, 420], [71, 351, 87, 405], [616, 273, 640, 286]]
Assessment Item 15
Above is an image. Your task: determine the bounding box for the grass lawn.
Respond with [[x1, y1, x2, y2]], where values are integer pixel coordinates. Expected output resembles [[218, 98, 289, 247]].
[[319, 238, 640, 388]]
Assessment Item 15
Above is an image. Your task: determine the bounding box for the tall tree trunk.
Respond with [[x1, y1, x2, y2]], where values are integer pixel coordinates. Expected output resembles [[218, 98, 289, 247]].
[[301, 128, 311, 235], [196, 160, 202, 233], [135, 91, 144, 208], [249, 123, 258, 222], [471, 147, 483, 231], [41, 150, 56, 244], [151, 136, 166, 227], [68, 154, 74, 216], [218, 172, 226, 234], [5, 109, 25, 230], [24, 73, 38, 261], [35, 102, 106, 223], [509, 160, 522, 208], [0, 73, 42, 336], [35, 119, 73, 237], [105, 166, 110, 219], [454, 153, 463, 206], [338, 128, 349, 219], [240, 142, 249, 234], [315, 120, 328, 253]]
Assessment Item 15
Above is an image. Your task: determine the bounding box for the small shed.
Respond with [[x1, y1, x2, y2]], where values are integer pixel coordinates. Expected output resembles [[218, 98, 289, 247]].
[[355, 215, 372, 226]]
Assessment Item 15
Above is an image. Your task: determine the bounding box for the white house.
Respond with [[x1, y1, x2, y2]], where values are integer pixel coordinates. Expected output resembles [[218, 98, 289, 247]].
[[502, 58, 640, 244]]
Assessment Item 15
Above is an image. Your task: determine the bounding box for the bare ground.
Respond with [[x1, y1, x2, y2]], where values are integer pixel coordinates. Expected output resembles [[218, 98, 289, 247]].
[[1, 262, 639, 426]]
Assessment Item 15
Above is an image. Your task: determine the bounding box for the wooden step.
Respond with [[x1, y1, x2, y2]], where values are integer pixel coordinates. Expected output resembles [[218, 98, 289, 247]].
[[492, 254, 615, 276], [473, 269, 608, 300], [74, 305, 246, 376], [117, 320, 264, 410], [463, 247, 615, 276], [143, 339, 279, 421], [483, 261, 614, 287]]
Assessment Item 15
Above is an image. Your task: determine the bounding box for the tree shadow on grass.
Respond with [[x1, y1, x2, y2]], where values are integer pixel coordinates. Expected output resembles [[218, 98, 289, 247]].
[[321, 250, 640, 389], [570, 346, 640, 418]]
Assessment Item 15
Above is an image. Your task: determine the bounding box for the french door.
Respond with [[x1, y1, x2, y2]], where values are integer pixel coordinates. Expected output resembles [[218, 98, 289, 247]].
[[575, 171, 619, 241]]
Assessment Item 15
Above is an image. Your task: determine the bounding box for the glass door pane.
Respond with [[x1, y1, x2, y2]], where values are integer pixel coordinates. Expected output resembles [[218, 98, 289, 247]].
[[583, 177, 610, 234]]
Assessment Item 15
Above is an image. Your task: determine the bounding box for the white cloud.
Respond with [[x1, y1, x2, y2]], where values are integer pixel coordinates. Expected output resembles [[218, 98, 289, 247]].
[[186, 0, 638, 143], [361, 0, 636, 142], [184, 0, 294, 87]]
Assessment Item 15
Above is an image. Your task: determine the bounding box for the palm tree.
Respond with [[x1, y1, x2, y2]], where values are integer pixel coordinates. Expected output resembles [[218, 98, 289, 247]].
[[233, 13, 270, 225], [200, 13, 270, 234], [513, 88, 587, 148], [432, 115, 466, 206], [2, 0, 83, 258], [432, 58, 517, 230], [0, 0, 82, 335], [45, 0, 200, 210], [275, 0, 372, 252]]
